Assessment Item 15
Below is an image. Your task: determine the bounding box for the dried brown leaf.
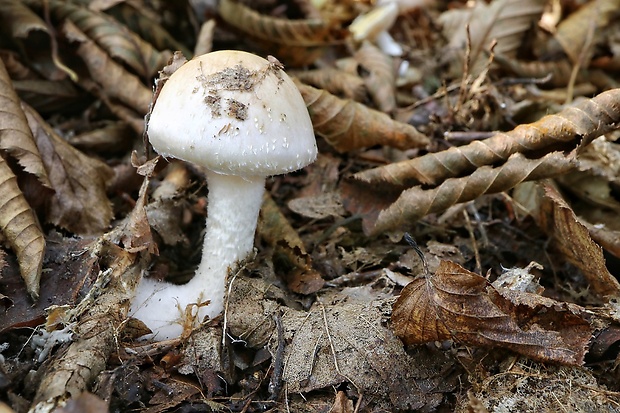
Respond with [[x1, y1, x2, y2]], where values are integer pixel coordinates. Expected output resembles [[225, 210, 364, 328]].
[[537, 183, 620, 298], [292, 68, 367, 101], [296, 82, 429, 152], [62, 19, 152, 115], [116, 178, 158, 254], [102, 2, 192, 59], [368, 152, 575, 235], [22, 104, 114, 235], [392, 260, 593, 365], [258, 193, 323, 294], [354, 41, 396, 113], [349, 88, 620, 189], [493, 53, 582, 88], [49, 0, 171, 79], [0, 156, 44, 300], [218, 0, 347, 46], [0, 0, 63, 80], [551, 0, 620, 64], [439, 0, 545, 76], [0, 58, 50, 187], [227, 275, 455, 410]]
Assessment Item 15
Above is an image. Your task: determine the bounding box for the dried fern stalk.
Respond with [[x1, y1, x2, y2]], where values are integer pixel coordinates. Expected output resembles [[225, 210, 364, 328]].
[[296, 82, 430, 152], [354, 88, 620, 188], [370, 152, 575, 235]]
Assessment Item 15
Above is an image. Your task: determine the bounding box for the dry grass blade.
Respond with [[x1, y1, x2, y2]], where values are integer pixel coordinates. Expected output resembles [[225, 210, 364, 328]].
[[296, 82, 429, 152], [0, 157, 45, 300], [49, 0, 171, 79], [354, 41, 396, 113], [439, 0, 545, 76], [218, 0, 346, 46], [371, 152, 575, 235], [353, 88, 620, 188], [392, 260, 593, 365], [62, 20, 152, 115], [0, 58, 50, 187]]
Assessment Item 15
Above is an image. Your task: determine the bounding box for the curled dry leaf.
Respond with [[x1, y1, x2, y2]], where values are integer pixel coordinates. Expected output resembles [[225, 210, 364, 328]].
[[351, 88, 620, 190], [0, 58, 50, 187], [493, 53, 583, 88], [296, 81, 430, 152], [62, 19, 152, 115], [0, 59, 46, 299], [258, 193, 324, 294], [354, 41, 396, 113], [48, 0, 171, 79], [0, 157, 44, 300], [520, 183, 620, 298], [0, 0, 64, 81], [392, 260, 593, 365], [367, 151, 575, 235], [23, 104, 114, 235], [550, 0, 620, 64], [218, 0, 346, 47], [291, 68, 367, 101], [439, 0, 545, 76]]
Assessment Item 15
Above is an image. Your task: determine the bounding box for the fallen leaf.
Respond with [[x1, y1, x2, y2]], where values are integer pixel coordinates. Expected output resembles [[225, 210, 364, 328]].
[[439, 0, 545, 76], [296, 81, 429, 152], [23, 103, 114, 235], [259, 193, 324, 294], [392, 260, 593, 365], [366, 151, 575, 235], [0, 57, 50, 187], [49, 0, 171, 79], [537, 183, 620, 298]]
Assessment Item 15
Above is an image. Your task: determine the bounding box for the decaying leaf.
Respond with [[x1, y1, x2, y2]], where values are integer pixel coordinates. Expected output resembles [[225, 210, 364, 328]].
[[218, 0, 346, 47], [494, 53, 583, 88], [392, 260, 593, 365], [551, 0, 620, 64], [291, 68, 367, 101], [366, 152, 575, 235], [62, 19, 152, 115], [0, 156, 44, 300], [0, 59, 46, 299], [0, 0, 63, 81], [258, 192, 324, 295], [354, 41, 396, 113], [23, 104, 114, 235], [296, 81, 429, 152], [515, 182, 620, 299], [48, 0, 171, 79], [456, 359, 620, 412], [350, 88, 620, 190], [227, 275, 456, 410], [439, 0, 545, 76], [0, 57, 50, 187]]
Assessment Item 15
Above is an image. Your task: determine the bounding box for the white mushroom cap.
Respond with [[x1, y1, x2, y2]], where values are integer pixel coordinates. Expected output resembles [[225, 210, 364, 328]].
[[148, 50, 317, 176]]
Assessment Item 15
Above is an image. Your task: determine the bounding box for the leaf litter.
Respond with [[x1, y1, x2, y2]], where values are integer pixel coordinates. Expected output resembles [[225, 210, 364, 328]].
[[1, 0, 620, 411]]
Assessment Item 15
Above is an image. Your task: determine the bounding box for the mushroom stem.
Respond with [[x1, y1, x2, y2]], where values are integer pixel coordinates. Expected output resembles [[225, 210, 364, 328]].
[[130, 171, 265, 340], [190, 171, 266, 318]]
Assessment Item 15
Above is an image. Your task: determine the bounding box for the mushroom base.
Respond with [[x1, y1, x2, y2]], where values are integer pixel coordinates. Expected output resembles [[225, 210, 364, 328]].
[[130, 173, 266, 340]]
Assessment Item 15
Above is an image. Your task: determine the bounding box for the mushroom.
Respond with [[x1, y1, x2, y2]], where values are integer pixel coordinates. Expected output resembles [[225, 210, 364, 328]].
[[130, 51, 317, 340]]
